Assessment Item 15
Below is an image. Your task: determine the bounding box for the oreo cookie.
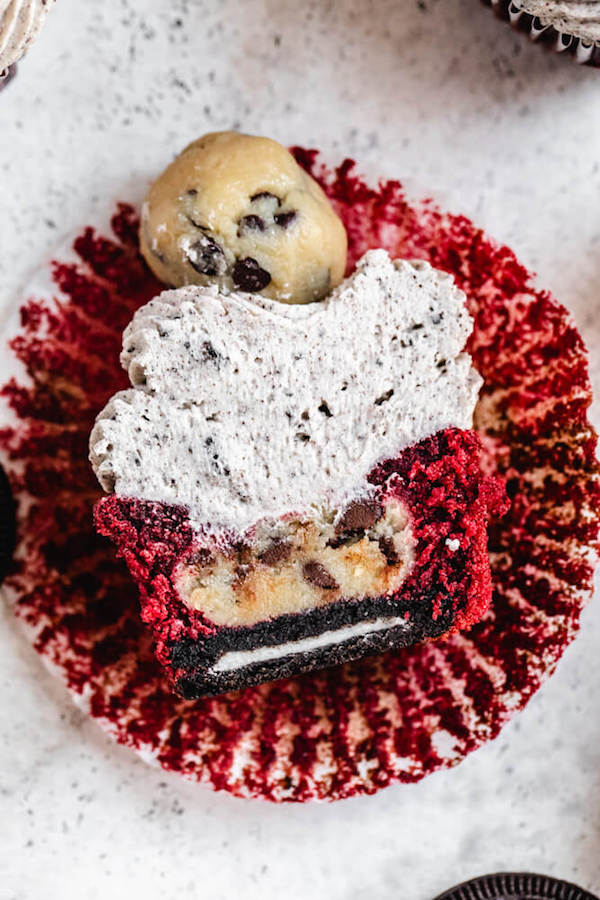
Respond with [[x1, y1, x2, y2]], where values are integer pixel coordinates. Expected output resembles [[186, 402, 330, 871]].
[[434, 873, 599, 900], [0, 465, 16, 584]]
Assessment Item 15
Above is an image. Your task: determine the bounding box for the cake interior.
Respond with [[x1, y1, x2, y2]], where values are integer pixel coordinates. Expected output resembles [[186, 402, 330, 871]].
[[176, 496, 414, 627], [94, 427, 506, 699]]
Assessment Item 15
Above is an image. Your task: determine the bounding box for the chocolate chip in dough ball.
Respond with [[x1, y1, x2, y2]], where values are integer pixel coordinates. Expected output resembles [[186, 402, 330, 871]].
[[139, 132, 348, 304]]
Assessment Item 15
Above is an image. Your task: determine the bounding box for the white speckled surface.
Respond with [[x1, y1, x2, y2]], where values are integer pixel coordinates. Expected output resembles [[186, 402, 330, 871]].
[[1, 1, 600, 898]]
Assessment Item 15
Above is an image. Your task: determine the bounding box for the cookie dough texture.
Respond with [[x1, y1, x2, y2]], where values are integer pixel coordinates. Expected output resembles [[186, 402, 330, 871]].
[[0, 0, 55, 73], [140, 132, 348, 304]]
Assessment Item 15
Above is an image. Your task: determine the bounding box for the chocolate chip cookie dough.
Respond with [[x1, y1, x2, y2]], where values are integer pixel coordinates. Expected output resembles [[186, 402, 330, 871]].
[[140, 132, 348, 304]]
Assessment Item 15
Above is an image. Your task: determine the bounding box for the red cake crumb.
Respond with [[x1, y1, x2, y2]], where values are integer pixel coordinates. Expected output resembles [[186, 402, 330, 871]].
[[1, 157, 598, 802]]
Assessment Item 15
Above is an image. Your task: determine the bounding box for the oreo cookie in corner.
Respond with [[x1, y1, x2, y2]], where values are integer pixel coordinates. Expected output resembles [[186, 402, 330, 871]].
[[434, 873, 599, 900], [0, 465, 16, 583]]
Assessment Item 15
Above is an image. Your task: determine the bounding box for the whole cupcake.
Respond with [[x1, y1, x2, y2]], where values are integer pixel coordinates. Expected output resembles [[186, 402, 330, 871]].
[[483, 0, 600, 66]]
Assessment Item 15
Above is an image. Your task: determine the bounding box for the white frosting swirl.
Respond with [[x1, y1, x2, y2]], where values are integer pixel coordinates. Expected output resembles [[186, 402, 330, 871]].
[[516, 1, 600, 42], [90, 250, 481, 536], [0, 0, 55, 73]]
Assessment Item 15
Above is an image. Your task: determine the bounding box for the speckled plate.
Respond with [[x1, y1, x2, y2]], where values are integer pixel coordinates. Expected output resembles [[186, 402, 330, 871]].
[[0, 149, 598, 802]]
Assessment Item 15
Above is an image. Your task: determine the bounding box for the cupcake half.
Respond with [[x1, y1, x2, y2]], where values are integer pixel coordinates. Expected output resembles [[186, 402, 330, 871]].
[[90, 249, 505, 699]]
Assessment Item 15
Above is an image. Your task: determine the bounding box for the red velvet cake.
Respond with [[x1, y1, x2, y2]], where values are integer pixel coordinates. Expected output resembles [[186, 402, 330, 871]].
[[88, 255, 505, 697], [94, 428, 504, 698]]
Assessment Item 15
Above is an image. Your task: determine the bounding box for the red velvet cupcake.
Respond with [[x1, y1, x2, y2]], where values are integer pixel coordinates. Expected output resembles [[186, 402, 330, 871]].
[[0, 151, 598, 801], [88, 233, 504, 698], [87, 134, 505, 699]]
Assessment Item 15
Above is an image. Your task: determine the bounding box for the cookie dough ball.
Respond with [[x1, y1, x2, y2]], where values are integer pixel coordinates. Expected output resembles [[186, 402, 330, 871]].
[[140, 132, 347, 304]]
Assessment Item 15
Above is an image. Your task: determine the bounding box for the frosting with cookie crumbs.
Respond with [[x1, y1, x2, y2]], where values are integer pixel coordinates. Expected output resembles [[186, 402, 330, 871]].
[[89, 248, 481, 537], [0, 0, 55, 73]]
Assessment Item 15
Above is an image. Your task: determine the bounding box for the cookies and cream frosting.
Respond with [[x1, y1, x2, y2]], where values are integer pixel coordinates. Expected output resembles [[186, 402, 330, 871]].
[[0, 0, 55, 73], [90, 249, 481, 537], [515, 1, 600, 42]]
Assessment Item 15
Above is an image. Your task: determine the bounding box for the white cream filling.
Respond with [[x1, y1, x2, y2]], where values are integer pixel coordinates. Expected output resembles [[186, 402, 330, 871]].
[[0, 0, 55, 72], [211, 615, 410, 673], [90, 249, 481, 536]]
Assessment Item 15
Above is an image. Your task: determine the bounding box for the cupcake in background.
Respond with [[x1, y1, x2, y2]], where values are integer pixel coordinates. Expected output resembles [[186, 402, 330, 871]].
[[482, 1, 600, 66], [0, 0, 55, 86]]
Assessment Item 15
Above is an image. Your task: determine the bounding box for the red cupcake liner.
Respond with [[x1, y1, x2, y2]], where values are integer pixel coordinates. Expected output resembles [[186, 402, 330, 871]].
[[481, 0, 600, 66], [0, 150, 598, 802]]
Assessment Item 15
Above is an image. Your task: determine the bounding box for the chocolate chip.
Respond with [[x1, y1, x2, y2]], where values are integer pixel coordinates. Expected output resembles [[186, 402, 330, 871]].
[[259, 540, 291, 567], [318, 401, 333, 417], [232, 257, 271, 292], [186, 233, 226, 276], [250, 191, 281, 204], [374, 389, 394, 406], [238, 214, 266, 234], [378, 536, 399, 566], [303, 561, 338, 590], [186, 188, 198, 197], [335, 499, 383, 535], [274, 210, 297, 228]]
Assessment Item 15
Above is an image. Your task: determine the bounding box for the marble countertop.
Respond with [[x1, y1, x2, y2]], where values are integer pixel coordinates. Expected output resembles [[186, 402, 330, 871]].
[[1, 1, 600, 898]]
